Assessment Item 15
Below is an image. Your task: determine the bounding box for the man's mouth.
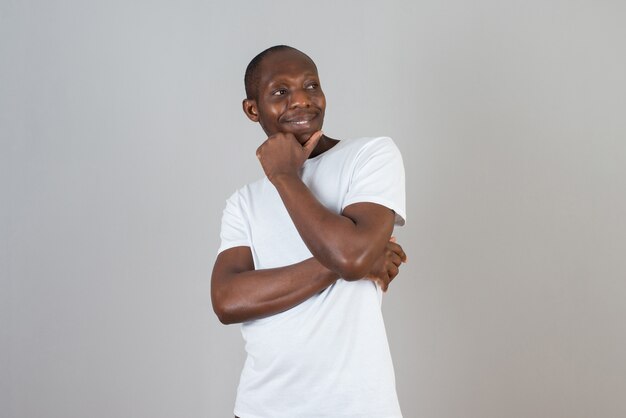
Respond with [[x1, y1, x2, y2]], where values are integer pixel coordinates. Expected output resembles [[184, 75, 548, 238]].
[[282, 112, 318, 125]]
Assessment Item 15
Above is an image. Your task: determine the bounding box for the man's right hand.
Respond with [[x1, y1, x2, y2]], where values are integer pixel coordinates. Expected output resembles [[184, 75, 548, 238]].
[[365, 237, 407, 292], [256, 131, 324, 182]]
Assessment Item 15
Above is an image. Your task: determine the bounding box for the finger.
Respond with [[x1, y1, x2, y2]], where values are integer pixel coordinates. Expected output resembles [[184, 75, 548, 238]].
[[386, 241, 402, 255], [388, 251, 402, 267], [388, 264, 399, 280], [302, 130, 323, 156], [387, 242, 407, 262], [380, 271, 390, 292]]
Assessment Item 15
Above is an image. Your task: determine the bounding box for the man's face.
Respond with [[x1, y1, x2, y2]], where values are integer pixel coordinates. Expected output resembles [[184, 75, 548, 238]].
[[244, 49, 326, 144]]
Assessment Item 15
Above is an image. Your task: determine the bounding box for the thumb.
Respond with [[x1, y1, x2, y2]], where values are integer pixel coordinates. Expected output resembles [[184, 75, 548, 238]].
[[302, 131, 323, 156]]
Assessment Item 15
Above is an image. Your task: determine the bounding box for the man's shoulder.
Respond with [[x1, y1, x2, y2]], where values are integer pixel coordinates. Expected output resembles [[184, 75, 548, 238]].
[[345, 136, 400, 161], [225, 176, 272, 206], [322, 136, 396, 161], [342, 135, 394, 149]]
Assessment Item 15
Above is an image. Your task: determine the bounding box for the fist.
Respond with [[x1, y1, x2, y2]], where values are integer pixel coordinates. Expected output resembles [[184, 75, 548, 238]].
[[365, 238, 407, 292], [256, 131, 323, 182]]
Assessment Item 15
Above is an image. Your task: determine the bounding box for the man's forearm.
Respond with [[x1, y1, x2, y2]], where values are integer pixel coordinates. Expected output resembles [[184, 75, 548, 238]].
[[270, 173, 394, 279], [211, 254, 338, 324]]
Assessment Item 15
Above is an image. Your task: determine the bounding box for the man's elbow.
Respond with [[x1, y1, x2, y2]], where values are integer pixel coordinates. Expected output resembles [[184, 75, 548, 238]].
[[333, 253, 371, 281], [217, 314, 238, 325], [213, 303, 241, 325], [211, 291, 241, 325]]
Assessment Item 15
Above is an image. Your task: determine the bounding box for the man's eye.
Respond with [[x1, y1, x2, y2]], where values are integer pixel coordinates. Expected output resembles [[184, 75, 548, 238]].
[[305, 83, 319, 90], [272, 88, 287, 96]]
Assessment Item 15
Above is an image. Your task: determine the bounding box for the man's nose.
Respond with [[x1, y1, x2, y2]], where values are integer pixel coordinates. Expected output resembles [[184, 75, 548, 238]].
[[289, 88, 311, 108]]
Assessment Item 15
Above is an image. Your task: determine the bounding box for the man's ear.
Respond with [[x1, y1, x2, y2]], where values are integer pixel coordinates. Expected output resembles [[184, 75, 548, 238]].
[[242, 99, 259, 122]]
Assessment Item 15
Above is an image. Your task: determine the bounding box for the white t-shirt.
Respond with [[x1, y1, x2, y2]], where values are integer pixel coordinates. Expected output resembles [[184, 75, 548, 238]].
[[218, 136, 406, 418]]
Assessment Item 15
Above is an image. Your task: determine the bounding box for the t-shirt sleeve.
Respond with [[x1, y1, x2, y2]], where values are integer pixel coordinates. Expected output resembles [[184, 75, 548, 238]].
[[217, 190, 251, 254], [342, 137, 406, 226]]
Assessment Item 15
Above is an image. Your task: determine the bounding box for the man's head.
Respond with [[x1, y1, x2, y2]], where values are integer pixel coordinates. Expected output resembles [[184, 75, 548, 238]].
[[242, 45, 326, 144]]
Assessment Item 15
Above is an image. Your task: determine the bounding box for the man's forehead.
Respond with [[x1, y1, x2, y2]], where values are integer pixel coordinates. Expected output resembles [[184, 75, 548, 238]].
[[258, 51, 318, 81]]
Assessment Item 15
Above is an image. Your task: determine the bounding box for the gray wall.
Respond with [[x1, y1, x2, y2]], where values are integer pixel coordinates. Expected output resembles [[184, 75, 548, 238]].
[[2, 1, 625, 417]]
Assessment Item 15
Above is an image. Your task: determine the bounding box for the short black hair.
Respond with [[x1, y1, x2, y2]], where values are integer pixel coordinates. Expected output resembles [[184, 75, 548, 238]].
[[244, 45, 312, 100]]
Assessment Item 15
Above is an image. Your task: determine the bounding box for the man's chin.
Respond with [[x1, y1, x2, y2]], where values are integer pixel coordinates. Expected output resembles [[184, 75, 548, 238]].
[[294, 130, 319, 145], [291, 124, 324, 143], [281, 120, 323, 142]]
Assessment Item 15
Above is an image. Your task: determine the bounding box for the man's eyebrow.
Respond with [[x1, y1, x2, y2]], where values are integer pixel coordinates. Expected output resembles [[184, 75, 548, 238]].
[[266, 73, 319, 86]]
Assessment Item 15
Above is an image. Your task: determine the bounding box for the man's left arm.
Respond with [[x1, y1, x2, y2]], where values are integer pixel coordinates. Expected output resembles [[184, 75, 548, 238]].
[[257, 131, 403, 280]]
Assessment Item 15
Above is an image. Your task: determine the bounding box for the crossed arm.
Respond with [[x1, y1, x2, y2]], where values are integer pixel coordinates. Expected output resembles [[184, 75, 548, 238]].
[[211, 132, 406, 324]]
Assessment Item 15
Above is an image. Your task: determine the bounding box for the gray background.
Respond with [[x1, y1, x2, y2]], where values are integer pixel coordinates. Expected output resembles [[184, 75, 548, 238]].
[[2, 1, 625, 417]]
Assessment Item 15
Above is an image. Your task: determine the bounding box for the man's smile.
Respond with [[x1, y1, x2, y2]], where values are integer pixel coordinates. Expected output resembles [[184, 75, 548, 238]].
[[281, 111, 319, 125]]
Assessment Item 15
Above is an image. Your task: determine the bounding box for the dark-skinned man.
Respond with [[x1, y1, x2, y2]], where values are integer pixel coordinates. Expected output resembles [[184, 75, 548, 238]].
[[211, 45, 407, 418]]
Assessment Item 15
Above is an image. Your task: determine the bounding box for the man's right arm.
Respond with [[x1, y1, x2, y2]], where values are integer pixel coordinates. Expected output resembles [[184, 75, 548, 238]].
[[211, 246, 338, 324], [211, 241, 406, 324]]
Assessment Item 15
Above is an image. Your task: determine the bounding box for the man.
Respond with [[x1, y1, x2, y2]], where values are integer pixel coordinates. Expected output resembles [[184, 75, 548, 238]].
[[211, 45, 407, 418]]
